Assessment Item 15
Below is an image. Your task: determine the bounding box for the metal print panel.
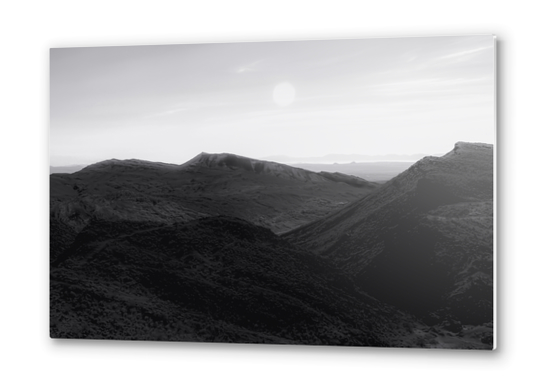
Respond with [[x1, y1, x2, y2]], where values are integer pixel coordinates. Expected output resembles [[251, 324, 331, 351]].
[[50, 35, 496, 349]]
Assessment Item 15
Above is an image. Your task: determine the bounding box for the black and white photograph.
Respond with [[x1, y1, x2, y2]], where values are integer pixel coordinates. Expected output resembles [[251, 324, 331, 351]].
[[49, 35, 495, 349]]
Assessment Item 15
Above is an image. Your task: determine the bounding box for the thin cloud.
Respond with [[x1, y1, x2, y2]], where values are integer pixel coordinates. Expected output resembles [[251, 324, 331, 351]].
[[438, 46, 493, 61], [144, 107, 189, 118], [235, 60, 263, 74]]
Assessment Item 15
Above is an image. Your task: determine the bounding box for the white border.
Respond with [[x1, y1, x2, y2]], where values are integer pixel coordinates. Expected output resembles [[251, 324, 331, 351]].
[[3, 1, 541, 383]]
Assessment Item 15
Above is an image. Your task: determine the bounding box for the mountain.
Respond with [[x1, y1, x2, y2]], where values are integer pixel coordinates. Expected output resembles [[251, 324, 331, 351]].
[[50, 144, 494, 349], [50, 216, 420, 346], [285, 142, 494, 331], [263, 153, 429, 163], [51, 153, 378, 234], [49, 159, 416, 181]]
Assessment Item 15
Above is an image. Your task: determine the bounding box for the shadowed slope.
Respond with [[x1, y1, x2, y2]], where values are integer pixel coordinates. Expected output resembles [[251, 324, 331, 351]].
[[51, 216, 417, 346], [285, 142, 494, 327]]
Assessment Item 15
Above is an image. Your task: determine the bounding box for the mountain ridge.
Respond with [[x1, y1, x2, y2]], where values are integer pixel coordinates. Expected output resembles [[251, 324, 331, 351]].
[[51, 152, 379, 234], [182, 152, 375, 186]]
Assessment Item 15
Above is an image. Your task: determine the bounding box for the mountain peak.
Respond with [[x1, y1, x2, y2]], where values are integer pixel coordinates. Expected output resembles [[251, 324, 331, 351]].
[[444, 142, 493, 158], [182, 152, 367, 184], [190, 152, 244, 164], [183, 152, 259, 169]]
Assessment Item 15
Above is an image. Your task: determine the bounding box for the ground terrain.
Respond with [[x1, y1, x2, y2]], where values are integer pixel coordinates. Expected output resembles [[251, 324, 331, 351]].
[[50, 143, 494, 349]]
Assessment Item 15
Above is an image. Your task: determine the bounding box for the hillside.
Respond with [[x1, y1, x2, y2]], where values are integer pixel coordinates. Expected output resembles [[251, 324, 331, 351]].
[[285, 142, 494, 331], [51, 153, 378, 234], [50, 216, 419, 346]]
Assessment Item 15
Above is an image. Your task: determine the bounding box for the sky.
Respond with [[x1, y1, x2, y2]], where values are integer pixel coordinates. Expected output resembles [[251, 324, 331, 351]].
[[50, 35, 495, 166]]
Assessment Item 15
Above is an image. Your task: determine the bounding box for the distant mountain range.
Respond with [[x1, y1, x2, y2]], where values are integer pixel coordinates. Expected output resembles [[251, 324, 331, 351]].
[[50, 153, 429, 175], [50, 153, 428, 183], [264, 153, 432, 164], [286, 161, 415, 182], [50, 143, 494, 349]]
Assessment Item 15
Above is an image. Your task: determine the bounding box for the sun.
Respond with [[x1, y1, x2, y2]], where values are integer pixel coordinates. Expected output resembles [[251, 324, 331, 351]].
[[273, 82, 296, 107]]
